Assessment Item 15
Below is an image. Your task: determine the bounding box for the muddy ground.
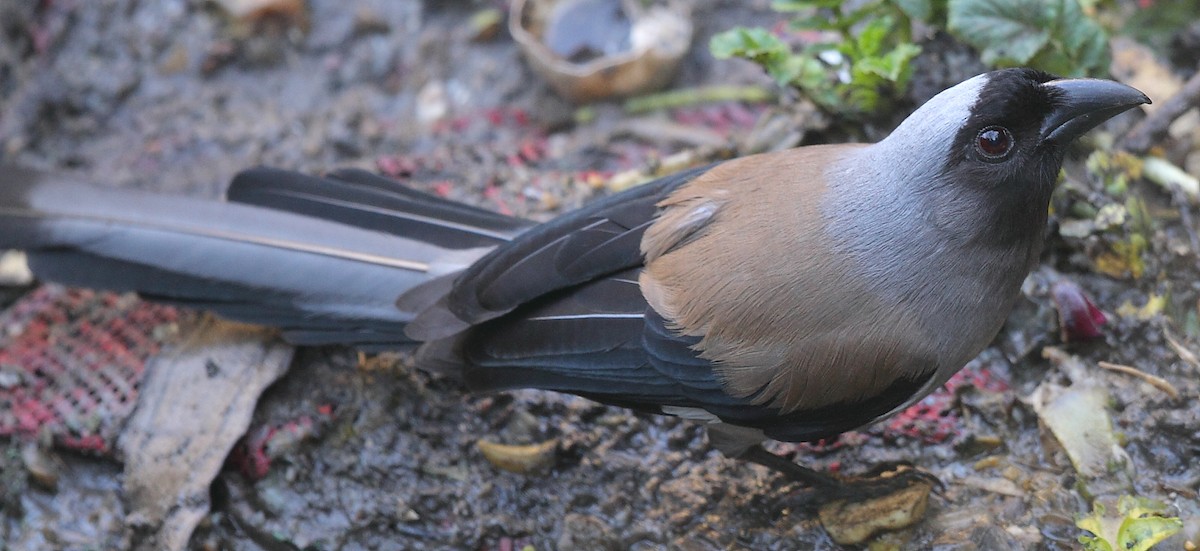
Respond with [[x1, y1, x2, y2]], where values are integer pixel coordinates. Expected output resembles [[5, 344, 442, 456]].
[[2, 1, 1199, 549]]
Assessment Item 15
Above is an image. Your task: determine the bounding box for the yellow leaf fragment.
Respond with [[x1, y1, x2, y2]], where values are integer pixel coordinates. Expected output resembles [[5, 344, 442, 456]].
[[476, 439, 558, 474], [818, 473, 933, 546], [1115, 293, 1165, 320], [1094, 236, 1146, 279]]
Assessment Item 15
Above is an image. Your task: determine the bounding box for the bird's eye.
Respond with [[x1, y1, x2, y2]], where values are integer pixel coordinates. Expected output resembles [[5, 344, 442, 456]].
[[975, 126, 1014, 161]]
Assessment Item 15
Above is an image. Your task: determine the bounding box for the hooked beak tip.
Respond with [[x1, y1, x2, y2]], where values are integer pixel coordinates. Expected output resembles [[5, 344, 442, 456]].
[[1041, 78, 1150, 143]]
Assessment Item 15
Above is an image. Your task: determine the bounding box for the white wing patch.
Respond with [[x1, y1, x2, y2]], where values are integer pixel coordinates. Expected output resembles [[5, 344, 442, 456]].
[[661, 405, 721, 422]]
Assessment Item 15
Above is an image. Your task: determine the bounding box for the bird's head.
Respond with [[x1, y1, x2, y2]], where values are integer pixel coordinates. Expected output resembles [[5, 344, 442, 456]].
[[848, 68, 1149, 249], [825, 69, 1150, 295], [880, 68, 1150, 200]]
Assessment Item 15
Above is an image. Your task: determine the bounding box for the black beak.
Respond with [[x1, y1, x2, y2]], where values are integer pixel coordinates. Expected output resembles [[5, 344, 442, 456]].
[[1040, 78, 1150, 144]]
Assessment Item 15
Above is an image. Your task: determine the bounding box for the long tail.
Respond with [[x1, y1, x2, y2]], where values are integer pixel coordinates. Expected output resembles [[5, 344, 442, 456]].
[[0, 165, 529, 349]]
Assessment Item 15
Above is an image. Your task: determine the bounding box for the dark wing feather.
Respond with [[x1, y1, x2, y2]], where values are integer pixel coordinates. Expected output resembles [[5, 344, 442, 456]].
[[465, 270, 646, 364], [228, 167, 530, 249], [407, 163, 717, 339], [461, 269, 682, 399]]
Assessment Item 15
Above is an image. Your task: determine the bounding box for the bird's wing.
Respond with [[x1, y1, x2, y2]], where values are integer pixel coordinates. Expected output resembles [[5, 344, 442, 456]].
[[416, 163, 718, 401], [452, 265, 740, 416], [404, 164, 717, 340]]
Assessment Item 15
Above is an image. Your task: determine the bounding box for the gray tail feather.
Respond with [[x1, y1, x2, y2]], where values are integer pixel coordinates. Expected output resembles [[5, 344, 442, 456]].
[[0, 164, 522, 348]]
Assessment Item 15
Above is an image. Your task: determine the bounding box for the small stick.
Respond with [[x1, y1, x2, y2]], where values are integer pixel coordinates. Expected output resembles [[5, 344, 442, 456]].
[[1163, 326, 1200, 370], [623, 85, 776, 114], [1097, 361, 1180, 399]]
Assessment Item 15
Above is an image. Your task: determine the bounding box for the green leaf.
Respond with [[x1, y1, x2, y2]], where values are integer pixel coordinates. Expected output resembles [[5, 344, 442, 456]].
[[869, 43, 921, 83], [832, 3, 883, 32], [771, 0, 844, 10], [793, 55, 830, 88], [893, 0, 933, 21], [1027, 47, 1073, 76], [855, 16, 893, 57], [789, 16, 849, 32], [1077, 496, 1183, 551], [710, 28, 813, 89], [711, 0, 925, 116], [947, 0, 1109, 74], [1115, 496, 1184, 551], [1054, 0, 1109, 76], [854, 58, 891, 83], [770, 53, 815, 88], [853, 50, 919, 91], [1077, 501, 1115, 551], [710, 27, 789, 60], [947, 0, 1055, 65]]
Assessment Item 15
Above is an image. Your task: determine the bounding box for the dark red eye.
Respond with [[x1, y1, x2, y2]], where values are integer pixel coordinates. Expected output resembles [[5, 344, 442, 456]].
[[975, 126, 1013, 160]]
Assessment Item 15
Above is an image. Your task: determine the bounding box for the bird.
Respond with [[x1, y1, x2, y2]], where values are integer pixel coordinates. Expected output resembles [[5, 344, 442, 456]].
[[0, 68, 1149, 494]]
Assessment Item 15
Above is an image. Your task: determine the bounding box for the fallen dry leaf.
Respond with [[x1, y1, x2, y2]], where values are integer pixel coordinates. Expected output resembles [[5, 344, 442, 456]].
[[1031, 349, 1132, 482], [817, 470, 934, 546], [120, 318, 294, 551], [476, 439, 559, 474]]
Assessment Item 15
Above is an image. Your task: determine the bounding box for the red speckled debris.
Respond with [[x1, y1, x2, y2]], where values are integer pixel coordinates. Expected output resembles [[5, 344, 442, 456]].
[[376, 154, 421, 178], [792, 431, 869, 455], [794, 360, 1010, 455], [0, 285, 185, 454], [228, 424, 275, 480], [228, 405, 335, 480], [878, 360, 1009, 444], [486, 535, 536, 551], [672, 103, 766, 137], [1050, 279, 1107, 342]]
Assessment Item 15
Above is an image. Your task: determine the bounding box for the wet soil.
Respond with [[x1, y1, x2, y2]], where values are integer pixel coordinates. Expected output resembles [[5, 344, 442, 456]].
[[2, 1, 1199, 550]]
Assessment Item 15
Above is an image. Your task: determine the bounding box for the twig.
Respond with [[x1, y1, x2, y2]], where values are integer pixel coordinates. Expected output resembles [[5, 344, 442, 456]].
[[1143, 156, 1200, 202], [1097, 361, 1180, 399], [1118, 63, 1200, 153], [1163, 326, 1200, 370], [622, 85, 775, 114]]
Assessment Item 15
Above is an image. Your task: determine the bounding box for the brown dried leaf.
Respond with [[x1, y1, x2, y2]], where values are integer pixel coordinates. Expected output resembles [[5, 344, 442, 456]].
[[817, 471, 933, 545]]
